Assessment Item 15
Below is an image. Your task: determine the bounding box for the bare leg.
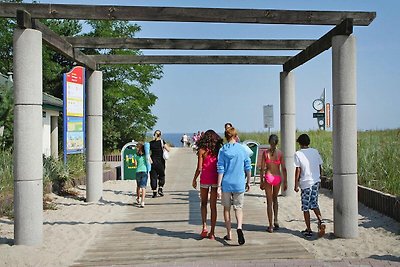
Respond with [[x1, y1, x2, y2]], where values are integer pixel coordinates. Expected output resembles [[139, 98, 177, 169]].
[[141, 188, 146, 204], [136, 186, 140, 203], [303, 211, 311, 231], [234, 207, 243, 230], [209, 187, 218, 236], [313, 208, 325, 237], [265, 184, 274, 231], [223, 206, 232, 239], [200, 187, 210, 231], [272, 185, 280, 227]]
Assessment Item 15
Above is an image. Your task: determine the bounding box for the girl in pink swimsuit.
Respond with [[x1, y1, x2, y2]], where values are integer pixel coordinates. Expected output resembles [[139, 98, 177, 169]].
[[260, 134, 288, 233], [192, 130, 223, 240]]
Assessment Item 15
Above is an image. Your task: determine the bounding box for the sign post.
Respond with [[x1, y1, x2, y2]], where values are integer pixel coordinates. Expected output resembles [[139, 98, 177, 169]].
[[263, 105, 274, 135], [63, 66, 85, 164]]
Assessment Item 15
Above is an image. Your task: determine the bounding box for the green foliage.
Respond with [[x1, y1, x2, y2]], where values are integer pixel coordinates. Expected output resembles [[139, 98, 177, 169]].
[[0, 83, 13, 149], [84, 20, 163, 152], [0, 149, 13, 217], [43, 155, 69, 194], [41, 19, 82, 99], [240, 129, 400, 196]]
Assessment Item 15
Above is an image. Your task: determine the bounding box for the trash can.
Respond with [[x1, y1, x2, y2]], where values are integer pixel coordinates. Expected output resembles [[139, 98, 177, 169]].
[[242, 140, 259, 184], [121, 141, 138, 180]]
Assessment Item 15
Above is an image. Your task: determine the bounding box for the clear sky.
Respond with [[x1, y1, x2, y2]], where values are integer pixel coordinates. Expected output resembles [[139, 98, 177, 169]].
[[37, 0, 400, 133]]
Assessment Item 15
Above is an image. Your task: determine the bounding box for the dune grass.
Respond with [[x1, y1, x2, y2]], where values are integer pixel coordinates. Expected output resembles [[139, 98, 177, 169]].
[[240, 129, 400, 196]]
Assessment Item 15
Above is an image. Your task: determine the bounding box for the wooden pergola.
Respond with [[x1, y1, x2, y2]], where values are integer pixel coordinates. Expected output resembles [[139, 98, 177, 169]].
[[0, 3, 375, 245]]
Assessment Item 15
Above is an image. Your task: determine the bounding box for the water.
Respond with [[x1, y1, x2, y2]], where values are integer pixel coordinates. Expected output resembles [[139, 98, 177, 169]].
[[162, 133, 192, 147]]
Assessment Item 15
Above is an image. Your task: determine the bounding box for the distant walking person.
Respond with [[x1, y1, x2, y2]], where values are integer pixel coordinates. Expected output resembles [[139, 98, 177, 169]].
[[182, 133, 188, 147], [294, 133, 326, 238], [192, 130, 223, 240], [134, 142, 151, 208], [259, 134, 287, 232], [150, 130, 170, 198], [217, 127, 251, 245]]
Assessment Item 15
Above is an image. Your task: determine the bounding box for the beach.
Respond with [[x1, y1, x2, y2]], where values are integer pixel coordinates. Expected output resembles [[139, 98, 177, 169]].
[[1, 148, 399, 266]]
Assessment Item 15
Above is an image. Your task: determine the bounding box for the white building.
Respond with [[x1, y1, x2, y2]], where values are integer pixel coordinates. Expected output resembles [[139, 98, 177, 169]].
[[0, 73, 62, 158]]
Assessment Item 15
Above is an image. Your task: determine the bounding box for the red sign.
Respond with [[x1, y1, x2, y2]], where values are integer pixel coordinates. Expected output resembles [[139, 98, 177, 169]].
[[326, 103, 331, 128], [66, 66, 84, 84]]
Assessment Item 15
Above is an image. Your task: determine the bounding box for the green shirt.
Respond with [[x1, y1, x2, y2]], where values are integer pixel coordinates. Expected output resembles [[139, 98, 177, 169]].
[[135, 154, 148, 173]]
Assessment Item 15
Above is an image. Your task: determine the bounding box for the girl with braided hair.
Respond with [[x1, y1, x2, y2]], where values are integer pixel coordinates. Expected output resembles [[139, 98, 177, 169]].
[[192, 129, 223, 240]]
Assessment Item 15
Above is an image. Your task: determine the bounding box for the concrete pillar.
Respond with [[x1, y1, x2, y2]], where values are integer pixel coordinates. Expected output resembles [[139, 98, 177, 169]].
[[280, 71, 296, 197], [13, 28, 43, 245], [332, 34, 358, 238], [51, 116, 58, 159], [86, 70, 103, 202]]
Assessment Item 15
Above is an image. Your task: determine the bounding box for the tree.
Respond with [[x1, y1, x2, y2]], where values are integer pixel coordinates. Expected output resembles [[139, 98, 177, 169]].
[[85, 20, 163, 151]]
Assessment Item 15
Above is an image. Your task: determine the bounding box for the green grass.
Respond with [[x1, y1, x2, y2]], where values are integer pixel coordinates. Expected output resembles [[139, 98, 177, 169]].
[[240, 129, 400, 196], [0, 152, 86, 217]]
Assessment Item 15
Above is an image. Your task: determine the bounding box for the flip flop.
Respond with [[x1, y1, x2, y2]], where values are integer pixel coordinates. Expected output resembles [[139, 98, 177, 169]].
[[266, 227, 273, 233], [318, 223, 326, 238], [237, 229, 245, 245], [200, 229, 208, 238], [273, 222, 280, 230], [223, 235, 232, 241]]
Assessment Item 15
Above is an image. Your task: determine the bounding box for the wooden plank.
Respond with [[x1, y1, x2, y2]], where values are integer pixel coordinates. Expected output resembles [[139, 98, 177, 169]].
[[283, 18, 353, 72], [16, 9, 32, 29], [89, 55, 291, 65], [65, 37, 315, 50], [31, 19, 97, 70], [0, 3, 376, 26]]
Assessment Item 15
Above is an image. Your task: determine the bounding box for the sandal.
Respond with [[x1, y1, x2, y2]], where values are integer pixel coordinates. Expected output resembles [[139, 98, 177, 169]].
[[208, 233, 215, 240], [273, 222, 280, 230], [301, 229, 313, 238], [266, 226, 273, 233], [318, 221, 326, 237], [237, 229, 245, 245], [200, 229, 208, 238]]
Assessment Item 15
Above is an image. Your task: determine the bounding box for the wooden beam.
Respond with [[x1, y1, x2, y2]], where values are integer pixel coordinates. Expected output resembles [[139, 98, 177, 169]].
[[0, 3, 376, 26], [16, 9, 32, 29], [65, 37, 315, 50], [89, 55, 291, 65], [283, 18, 353, 72], [31, 19, 96, 70]]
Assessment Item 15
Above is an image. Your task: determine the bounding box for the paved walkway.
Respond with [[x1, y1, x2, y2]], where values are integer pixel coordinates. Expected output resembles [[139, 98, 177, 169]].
[[72, 148, 399, 267]]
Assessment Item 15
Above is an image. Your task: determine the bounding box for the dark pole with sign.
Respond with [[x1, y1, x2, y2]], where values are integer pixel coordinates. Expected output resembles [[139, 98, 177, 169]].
[[312, 88, 326, 130]]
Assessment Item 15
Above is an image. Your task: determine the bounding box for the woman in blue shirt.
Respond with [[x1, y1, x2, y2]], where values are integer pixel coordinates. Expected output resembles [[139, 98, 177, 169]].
[[217, 127, 251, 245]]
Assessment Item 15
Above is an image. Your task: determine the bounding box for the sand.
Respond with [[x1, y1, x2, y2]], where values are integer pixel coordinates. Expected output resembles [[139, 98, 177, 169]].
[[1, 150, 399, 266]]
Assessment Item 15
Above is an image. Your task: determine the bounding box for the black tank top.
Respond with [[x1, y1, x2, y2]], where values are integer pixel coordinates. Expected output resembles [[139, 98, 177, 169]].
[[150, 139, 163, 160]]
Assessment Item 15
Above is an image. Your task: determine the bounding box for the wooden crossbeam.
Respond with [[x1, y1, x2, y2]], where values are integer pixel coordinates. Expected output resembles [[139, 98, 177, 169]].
[[89, 55, 292, 65], [65, 37, 315, 50], [1, 3, 376, 26], [283, 18, 353, 72]]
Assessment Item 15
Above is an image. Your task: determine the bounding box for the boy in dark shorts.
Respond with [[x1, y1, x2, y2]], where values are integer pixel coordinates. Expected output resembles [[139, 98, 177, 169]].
[[294, 134, 326, 238]]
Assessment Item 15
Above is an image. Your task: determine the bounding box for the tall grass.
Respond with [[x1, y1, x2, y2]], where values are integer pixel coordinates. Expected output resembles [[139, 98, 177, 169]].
[[0, 152, 86, 217], [240, 129, 400, 196]]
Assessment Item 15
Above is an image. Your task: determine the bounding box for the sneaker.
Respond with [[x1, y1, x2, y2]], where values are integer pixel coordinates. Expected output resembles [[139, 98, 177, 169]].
[[301, 229, 313, 238], [152, 191, 157, 198], [140, 202, 145, 208], [158, 187, 164, 197], [136, 198, 140, 204]]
